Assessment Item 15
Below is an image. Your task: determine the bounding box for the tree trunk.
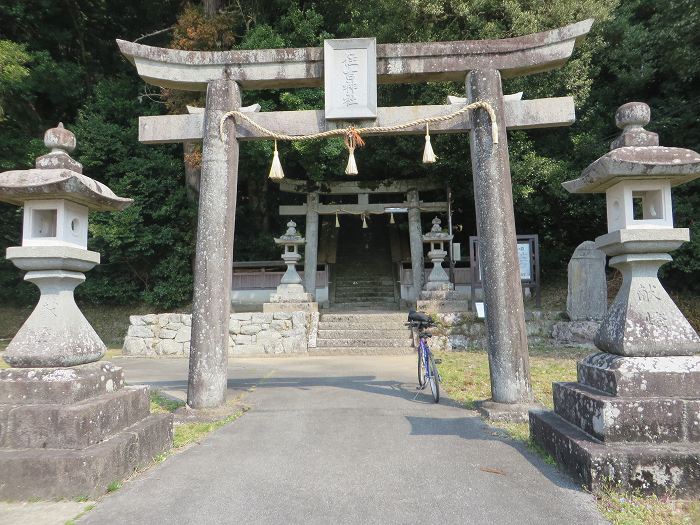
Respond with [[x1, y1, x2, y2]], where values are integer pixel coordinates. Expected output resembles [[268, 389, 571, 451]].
[[203, 0, 222, 17]]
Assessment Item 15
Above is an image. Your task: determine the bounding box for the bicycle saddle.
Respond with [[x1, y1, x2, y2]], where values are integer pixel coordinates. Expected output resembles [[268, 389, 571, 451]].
[[408, 310, 431, 323]]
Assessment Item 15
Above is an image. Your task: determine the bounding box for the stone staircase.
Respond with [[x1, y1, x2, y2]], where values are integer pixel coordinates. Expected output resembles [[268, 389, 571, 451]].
[[312, 312, 414, 355], [331, 218, 398, 309]]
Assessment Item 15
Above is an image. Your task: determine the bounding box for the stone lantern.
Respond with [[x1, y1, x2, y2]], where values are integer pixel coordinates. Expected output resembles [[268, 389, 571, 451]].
[[0, 124, 172, 500], [0, 124, 132, 367], [263, 220, 318, 313], [530, 103, 700, 496], [422, 217, 452, 291], [416, 217, 469, 313]]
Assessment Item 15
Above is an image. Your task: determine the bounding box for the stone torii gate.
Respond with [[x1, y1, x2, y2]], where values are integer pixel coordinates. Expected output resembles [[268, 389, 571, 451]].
[[117, 19, 593, 412]]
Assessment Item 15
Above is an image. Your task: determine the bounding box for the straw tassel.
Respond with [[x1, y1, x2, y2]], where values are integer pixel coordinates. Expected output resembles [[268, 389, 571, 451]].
[[335, 212, 340, 228], [422, 124, 437, 163], [344, 128, 365, 176], [345, 148, 358, 175], [491, 120, 499, 145], [389, 212, 395, 224], [361, 213, 368, 229], [268, 140, 284, 180]]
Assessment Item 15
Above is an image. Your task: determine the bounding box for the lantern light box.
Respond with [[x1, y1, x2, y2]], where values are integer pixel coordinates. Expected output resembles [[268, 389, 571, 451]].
[[22, 198, 89, 249]]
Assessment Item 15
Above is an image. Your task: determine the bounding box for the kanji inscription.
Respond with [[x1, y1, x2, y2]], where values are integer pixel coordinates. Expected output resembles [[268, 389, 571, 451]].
[[324, 38, 377, 120]]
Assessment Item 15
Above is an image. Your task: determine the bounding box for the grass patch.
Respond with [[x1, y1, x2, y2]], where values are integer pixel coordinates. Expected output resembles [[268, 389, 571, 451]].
[[65, 503, 96, 525], [150, 390, 186, 414], [436, 346, 699, 525], [0, 304, 167, 349], [149, 388, 245, 450], [596, 483, 700, 525], [106, 481, 122, 493], [173, 412, 244, 448], [437, 345, 588, 446]]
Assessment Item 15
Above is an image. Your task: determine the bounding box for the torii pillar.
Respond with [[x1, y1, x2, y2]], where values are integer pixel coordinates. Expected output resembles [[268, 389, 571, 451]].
[[188, 80, 240, 408], [468, 70, 532, 414]]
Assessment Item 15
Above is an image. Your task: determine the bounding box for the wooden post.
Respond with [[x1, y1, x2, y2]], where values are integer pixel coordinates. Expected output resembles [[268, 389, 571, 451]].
[[466, 69, 532, 406], [407, 189, 424, 301], [304, 192, 319, 299], [187, 79, 240, 409]]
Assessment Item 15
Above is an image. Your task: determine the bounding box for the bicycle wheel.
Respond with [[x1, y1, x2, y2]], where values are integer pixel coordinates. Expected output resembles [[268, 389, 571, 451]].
[[417, 349, 425, 387], [428, 353, 440, 403]]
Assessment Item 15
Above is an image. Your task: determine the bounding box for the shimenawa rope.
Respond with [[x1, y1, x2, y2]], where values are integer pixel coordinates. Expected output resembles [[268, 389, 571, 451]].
[[218, 101, 499, 146]]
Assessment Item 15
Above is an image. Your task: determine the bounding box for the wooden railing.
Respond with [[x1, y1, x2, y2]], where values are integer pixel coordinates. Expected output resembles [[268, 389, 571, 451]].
[[232, 261, 328, 290]]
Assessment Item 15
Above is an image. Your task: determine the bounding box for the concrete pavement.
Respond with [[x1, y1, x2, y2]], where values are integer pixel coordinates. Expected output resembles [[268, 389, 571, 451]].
[[80, 355, 606, 524]]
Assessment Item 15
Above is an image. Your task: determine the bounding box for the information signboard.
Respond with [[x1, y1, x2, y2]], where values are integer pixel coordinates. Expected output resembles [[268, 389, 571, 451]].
[[469, 234, 540, 309]]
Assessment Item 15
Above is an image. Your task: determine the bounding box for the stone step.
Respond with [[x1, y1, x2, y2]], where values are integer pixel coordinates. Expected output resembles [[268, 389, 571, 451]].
[[335, 282, 394, 293], [329, 302, 399, 310], [332, 298, 396, 303], [0, 386, 151, 450], [0, 412, 172, 500], [318, 322, 409, 330], [334, 289, 395, 296], [0, 362, 125, 405], [309, 346, 415, 356], [334, 272, 394, 280], [335, 295, 396, 306], [552, 382, 699, 444], [316, 338, 411, 348], [529, 408, 700, 497], [317, 329, 412, 340], [321, 312, 408, 322]]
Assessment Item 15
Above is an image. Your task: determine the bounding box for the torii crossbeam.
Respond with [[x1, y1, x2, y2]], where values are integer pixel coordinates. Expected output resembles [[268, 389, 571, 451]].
[[118, 19, 593, 415]]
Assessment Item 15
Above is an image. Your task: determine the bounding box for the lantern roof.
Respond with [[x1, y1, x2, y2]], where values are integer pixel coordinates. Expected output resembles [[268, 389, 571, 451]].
[[0, 124, 132, 211], [563, 102, 700, 194]]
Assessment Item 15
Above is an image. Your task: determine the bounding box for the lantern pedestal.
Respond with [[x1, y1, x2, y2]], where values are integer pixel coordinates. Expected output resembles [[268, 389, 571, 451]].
[[4, 247, 104, 368], [0, 362, 173, 500]]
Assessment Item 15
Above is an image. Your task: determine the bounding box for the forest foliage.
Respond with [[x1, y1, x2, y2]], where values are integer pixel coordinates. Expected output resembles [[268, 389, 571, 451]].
[[0, 0, 698, 308]]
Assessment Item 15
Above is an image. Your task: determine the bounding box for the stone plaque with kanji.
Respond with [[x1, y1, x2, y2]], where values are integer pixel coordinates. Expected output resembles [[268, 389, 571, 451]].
[[323, 38, 377, 120]]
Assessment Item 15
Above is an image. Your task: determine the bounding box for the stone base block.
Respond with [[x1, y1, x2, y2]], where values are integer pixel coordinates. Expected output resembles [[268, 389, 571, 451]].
[[0, 362, 124, 405], [0, 413, 173, 500], [425, 281, 452, 291], [416, 292, 470, 313], [477, 400, 541, 423], [552, 382, 699, 443], [577, 353, 700, 398], [552, 321, 600, 346], [269, 290, 314, 303], [529, 409, 700, 497], [1, 386, 151, 449], [263, 302, 318, 313]]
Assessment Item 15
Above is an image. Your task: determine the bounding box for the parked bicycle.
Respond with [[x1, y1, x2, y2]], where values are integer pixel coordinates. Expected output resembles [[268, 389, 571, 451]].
[[407, 310, 440, 403]]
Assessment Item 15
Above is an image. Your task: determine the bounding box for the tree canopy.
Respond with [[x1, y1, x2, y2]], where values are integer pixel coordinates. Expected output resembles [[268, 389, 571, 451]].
[[0, 0, 698, 308]]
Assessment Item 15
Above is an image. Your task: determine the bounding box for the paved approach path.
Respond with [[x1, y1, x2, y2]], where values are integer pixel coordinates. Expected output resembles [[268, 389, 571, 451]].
[[81, 356, 606, 525]]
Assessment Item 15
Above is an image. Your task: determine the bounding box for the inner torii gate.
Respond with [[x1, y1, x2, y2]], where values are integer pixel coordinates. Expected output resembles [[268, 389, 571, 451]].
[[117, 19, 593, 412]]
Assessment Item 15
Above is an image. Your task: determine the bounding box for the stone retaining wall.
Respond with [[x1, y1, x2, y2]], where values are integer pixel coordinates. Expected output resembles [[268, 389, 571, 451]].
[[122, 309, 575, 357], [429, 311, 566, 351], [123, 312, 319, 357]]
